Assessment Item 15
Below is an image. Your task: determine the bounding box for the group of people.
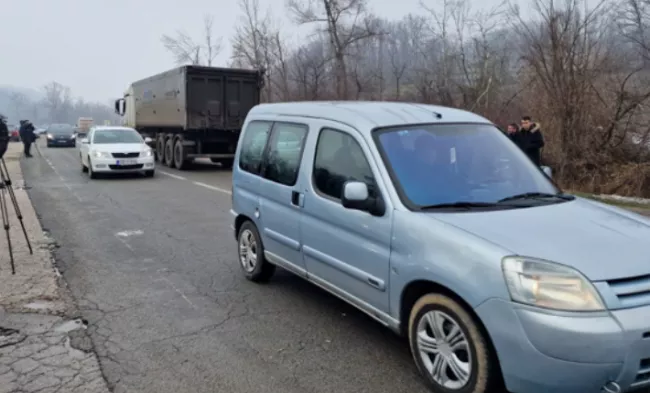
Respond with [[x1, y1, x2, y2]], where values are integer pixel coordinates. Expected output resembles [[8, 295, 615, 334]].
[[0, 115, 36, 158], [504, 116, 545, 166]]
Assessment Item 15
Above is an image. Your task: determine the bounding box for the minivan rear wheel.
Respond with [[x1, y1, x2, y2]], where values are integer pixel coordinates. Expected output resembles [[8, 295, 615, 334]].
[[237, 221, 275, 282], [408, 293, 497, 393]]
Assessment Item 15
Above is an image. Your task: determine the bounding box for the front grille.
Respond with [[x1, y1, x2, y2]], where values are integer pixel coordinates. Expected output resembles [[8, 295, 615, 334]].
[[108, 164, 143, 170], [111, 152, 139, 158], [632, 358, 650, 389], [607, 275, 650, 308]]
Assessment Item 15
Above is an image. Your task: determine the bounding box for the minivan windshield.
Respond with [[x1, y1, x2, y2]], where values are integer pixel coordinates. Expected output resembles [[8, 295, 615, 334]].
[[373, 123, 561, 209], [93, 129, 142, 144]]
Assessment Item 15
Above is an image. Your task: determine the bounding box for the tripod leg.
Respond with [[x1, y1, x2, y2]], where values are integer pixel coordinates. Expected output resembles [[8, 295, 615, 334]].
[[0, 159, 32, 255], [0, 187, 16, 275]]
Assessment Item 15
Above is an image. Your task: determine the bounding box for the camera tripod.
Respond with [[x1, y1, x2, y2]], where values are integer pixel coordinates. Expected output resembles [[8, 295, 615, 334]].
[[0, 157, 32, 274]]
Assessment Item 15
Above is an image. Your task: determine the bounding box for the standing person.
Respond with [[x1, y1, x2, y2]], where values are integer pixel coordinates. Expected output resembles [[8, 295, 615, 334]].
[[505, 123, 520, 144], [518, 116, 545, 166], [18, 120, 36, 158], [0, 114, 9, 159]]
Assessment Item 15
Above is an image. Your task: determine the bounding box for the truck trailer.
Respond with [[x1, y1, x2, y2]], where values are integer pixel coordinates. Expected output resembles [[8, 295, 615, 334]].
[[114, 65, 264, 169]]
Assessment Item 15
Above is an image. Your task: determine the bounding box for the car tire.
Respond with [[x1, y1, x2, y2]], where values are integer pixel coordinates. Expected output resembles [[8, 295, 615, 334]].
[[408, 293, 499, 393], [81, 156, 88, 173], [144, 170, 155, 178], [88, 157, 97, 179], [237, 221, 275, 283]]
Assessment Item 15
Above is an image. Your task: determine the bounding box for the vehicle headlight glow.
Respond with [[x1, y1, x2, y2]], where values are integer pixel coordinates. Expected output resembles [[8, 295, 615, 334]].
[[502, 256, 605, 311], [91, 151, 111, 158], [141, 149, 153, 157], [47, 133, 53, 139]]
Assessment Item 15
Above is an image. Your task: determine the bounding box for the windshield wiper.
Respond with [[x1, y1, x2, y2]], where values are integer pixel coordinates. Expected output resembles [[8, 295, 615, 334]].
[[497, 192, 575, 203], [420, 201, 502, 210]]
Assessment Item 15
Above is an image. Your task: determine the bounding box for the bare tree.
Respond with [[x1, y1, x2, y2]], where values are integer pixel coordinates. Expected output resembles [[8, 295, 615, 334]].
[[9, 92, 30, 121], [231, 0, 280, 101], [43, 82, 73, 123], [287, 0, 380, 99], [161, 15, 222, 66]]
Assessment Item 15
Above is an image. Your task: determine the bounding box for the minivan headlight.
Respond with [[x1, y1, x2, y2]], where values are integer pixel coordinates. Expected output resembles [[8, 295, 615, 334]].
[[502, 256, 605, 311]]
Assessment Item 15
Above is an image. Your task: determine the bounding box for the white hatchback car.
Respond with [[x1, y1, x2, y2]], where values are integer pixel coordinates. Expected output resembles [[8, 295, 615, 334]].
[[79, 126, 155, 178]]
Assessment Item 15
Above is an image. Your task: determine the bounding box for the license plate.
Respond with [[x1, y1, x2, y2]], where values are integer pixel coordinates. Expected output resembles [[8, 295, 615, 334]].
[[116, 159, 137, 165]]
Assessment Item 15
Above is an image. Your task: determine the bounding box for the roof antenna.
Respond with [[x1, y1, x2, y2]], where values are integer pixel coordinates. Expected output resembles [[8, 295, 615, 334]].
[[411, 104, 442, 119]]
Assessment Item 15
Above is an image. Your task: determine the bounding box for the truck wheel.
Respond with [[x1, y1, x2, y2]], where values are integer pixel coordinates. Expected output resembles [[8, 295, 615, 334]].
[[156, 137, 166, 163], [173, 139, 189, 170], [164, 139, 175, 168]]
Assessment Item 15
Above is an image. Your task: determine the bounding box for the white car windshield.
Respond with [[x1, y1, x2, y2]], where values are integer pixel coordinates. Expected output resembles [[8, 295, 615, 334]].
[[373, 123, 560, 209], [93, 130, 142, 144]]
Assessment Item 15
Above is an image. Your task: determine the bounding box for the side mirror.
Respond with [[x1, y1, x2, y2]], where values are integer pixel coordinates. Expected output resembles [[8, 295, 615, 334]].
[[144, 137, 153, 144], [115, 98, 125, 116], [341, 181, 385, 216], [80, 138, 89, 144], [541, 166, 552, 178]]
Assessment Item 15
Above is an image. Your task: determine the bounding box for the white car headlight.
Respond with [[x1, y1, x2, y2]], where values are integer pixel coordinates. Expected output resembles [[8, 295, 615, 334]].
[[141, 149, 153, 157], [502, 256, 605, 311], [91, 151, 111, 158], [46, 133, 53, 139]]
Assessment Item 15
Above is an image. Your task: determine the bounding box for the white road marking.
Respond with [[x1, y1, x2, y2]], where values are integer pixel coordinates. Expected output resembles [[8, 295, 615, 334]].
[[192, 181, 232, 195], [156, 277, 197, 309], [159, 171, 186, 180], [115, 229, 144, 237], [114, 235, 134, 251], [38, 145, 82, 202], [114, 230, 143, 251]]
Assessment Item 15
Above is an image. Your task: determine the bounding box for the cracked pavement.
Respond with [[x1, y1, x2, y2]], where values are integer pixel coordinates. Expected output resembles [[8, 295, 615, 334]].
[[0, 143, 109, 393], [20, 140, 429, 393]]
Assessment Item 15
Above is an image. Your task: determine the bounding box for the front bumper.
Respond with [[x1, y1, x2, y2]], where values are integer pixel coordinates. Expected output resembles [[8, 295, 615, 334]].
[[475, 298, 650, 393], [47, 138, 76, 146], [90, 156, 155, 173]]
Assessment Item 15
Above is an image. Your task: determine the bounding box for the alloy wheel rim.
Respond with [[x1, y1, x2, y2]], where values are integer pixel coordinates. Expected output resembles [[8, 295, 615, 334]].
[[238, 229, 257, 273], [416, 310, 472, 390]]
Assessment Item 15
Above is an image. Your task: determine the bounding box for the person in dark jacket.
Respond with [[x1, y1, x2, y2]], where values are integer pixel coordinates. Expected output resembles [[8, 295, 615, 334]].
[[505, 123, 520, 143], [0, 114, 9, 159], [517, 116, 545, 166], [18, 120, 36, 158]]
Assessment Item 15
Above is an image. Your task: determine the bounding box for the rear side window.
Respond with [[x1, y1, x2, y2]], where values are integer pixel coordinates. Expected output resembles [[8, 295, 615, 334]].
[[262, 122, 308, 186], [313, 128, 375, 200], [239, 121, 273, 174]]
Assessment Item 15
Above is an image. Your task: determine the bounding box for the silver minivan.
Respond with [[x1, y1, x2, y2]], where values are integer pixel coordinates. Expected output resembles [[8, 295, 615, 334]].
[[231, 102, 650, 393]]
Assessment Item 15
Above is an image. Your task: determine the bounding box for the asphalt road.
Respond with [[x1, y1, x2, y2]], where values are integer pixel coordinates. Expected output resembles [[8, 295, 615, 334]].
[[20, 140, 430, 393]]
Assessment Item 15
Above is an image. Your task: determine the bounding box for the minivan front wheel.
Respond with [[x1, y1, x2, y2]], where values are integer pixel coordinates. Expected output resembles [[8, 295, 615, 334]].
[[237, 221, 275, 282], [409, 294, 496, 393]]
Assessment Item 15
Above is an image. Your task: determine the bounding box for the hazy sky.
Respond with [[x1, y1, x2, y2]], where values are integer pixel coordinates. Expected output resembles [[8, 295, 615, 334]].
[[0, 0, 544, 103]]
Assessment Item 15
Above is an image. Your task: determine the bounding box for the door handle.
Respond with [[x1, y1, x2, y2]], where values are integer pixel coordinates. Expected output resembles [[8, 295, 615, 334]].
[[291, 191, 300, 206]]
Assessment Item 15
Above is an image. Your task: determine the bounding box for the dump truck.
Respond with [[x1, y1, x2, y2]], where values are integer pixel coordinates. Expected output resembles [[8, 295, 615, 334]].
[[114, 65, 264, 169], [76, 117, 94, 137]]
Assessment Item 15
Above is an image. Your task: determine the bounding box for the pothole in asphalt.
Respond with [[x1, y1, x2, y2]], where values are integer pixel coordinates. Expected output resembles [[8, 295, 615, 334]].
[[53, 318, 88, 333], [0, 327, 19, 337], [0, 327, 26, 348]]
